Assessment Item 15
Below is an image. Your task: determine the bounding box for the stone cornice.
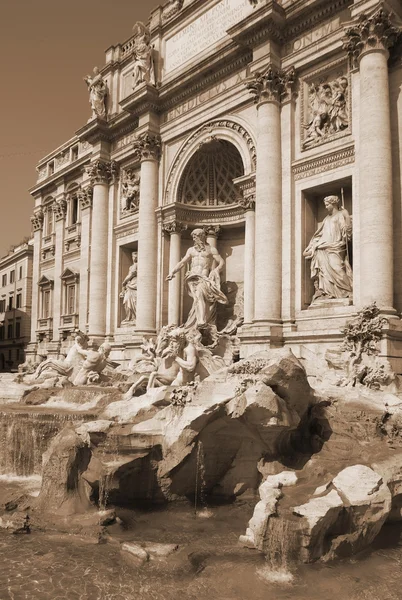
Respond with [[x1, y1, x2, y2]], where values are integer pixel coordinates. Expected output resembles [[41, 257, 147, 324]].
[[227, 0, 286, 48], [159, 202, 245, 227], [29, 157, 87, 196], [133, 132, 161, 162], [75, 117, 111, 145], [292, 144, 355, 180], [342, 7, 401, 66], [246, 64, 296, 105], [85, 160, 119, 185], [283, 0, 352, 41], [119, 83, 160, 116]]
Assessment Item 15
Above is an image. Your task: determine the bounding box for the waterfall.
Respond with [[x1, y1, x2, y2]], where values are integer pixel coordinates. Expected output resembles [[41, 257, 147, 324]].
[[257, 517, 300, 584], [0, 409, 88, 477]]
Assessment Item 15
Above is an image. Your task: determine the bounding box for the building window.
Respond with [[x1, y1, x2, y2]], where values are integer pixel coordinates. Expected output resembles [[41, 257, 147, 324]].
[[71, 145, 79, 161], [66, 284, 76, 315], [15, 321, 21, 338], [70, 196, 79, 225], [2, 274, 6, 287], [7, 323, 13, 339], [48, 161, 54, 176], [0, 300, 5, 313], [16, 294, 22, 309], [19, 266, 23, 280], [10, 271, 15, 284], [8, 350, 12, 361], [42, 290, 51, 318], [0, 327, 4, 340], [8, 296, 13, 311], [16, 349, 20, 361], [46, 206, 54, 236]]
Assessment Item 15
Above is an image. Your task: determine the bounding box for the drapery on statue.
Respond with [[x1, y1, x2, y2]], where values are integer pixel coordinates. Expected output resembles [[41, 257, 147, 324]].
[[84, 67, 107, 120], [132, 22, 155, 88], [166, 228, 228, 329], [303, 195, 353, 304], [120, 251, 137, 323], [29, 330, 89, 381]]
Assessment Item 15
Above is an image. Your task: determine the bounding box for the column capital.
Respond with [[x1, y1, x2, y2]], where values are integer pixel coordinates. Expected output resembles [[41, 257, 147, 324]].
[[203, 225, 222, 239], [52, 196, 67, 221], [78, 186, 93, 210], [246, 65, 297, 106], [85, 159, 119, 185], [162, 220, 187, 235], [133, 132, 161, 161], [239, 195, 256, 212], [342, 7, 401, 67], [31, 208, 44, 232]]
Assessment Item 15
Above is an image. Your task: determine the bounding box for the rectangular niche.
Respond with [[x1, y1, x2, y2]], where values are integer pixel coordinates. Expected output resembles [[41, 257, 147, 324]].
[[302, 177, 353, 309], [119, 244, 138, 327], [300, 59, 351, 152]]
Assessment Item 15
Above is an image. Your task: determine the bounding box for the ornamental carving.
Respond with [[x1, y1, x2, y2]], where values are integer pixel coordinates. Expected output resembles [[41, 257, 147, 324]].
[[203, 225, 221, 239], [239, 195, 255, 211], [31, 209, 44, 232], [342, 8, 401, 67], [85, 160, 119, 184], [133, 132, 161, 161], [165, 120, 256, 205], [162, 0, 183, 23], [52, 197, 67, 221], [78, 186, 93, 210], [246, 65, 296, 104], [162, 220, 187, 235], [302, 73, 349, 150], [121, 169, 141, 213]]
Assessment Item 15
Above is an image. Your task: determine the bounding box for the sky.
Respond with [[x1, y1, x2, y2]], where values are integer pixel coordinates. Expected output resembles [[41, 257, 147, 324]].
[[0, 0, 161, 257]]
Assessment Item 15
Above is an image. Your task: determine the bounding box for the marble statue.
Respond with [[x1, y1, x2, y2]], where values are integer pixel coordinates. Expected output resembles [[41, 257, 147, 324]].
[[73, 343, 112, 386], [84, 67, 107, 120], [120, 252, 138, 323], [132, 22, 155, 88], [166, 228, 228, 329], [29, 330, 89, 382], [303, 76, 349, 148], [303, 195, 353, 303], [123, 328, 198, 399], [121, 170, 140, 212]]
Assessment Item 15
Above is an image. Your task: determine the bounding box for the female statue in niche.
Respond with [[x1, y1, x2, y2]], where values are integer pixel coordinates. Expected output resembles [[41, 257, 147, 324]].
[[120, 251, 138, 323], [84, 67, 107, 120], [303, 195, 353, 304]]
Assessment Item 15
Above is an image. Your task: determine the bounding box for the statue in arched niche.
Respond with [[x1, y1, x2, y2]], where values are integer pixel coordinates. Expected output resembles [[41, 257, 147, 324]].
[[120, 251, 138, 323], [166, 228, 228, 330], [303, 195, 353, 304]]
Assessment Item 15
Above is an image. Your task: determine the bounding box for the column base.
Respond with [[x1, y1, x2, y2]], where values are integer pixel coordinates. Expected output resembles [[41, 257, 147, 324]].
[[238, 320, 284, 359]]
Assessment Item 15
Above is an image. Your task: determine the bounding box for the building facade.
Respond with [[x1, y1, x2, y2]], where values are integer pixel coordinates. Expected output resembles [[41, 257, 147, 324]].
[[27, 0, 402, 371], [0, 241, 33, 371]]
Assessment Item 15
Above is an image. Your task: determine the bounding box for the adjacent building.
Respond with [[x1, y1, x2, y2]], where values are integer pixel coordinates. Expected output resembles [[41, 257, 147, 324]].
[[26, 0, 402, 371], [0, 241, 33, 371]]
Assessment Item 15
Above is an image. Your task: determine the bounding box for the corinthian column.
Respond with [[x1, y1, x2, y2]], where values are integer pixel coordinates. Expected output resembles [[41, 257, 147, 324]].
[[343, 8, 400, 311], [134, 133, 161, 334], [246, 66, 295, 326], [52, 195, 67, 341], [86, 159, 118, 341], [29, 209, 44, 346], [163, 220, 187, 326]]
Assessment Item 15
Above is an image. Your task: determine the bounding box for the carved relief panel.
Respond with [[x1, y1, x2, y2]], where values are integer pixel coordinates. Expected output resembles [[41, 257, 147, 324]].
[[120, 168, 141, 217], [301, 60, 351, 151]]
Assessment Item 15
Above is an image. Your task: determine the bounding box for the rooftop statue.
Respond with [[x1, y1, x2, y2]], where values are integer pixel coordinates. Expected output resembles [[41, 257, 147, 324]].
[[120, 251, 137, 324], [303, 195, 353, 304], [84, 67, 107, 120], [132, 22, 156, 88], [166, 228, 228, 331]]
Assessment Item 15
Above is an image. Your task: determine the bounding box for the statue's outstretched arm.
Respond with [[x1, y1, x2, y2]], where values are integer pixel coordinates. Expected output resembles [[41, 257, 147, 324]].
[[166, 249, 191, 280]]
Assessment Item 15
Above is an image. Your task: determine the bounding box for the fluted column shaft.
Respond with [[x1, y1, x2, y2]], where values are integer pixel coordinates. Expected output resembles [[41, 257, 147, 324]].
[[134, 134, 161, 334]]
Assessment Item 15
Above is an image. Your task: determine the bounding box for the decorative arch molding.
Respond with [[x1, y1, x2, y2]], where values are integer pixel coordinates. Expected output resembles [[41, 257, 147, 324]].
[[164, 118, 256, 206]]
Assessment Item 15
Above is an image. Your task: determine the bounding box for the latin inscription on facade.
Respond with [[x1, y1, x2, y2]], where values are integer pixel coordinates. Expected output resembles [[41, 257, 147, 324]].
[[284, 17, 341, 55], [165, 0, 253, 73], [164, 68, 248, 123]]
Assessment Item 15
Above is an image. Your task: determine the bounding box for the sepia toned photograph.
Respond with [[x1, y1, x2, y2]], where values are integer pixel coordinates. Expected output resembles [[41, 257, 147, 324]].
[[0, 0, 402, 598]]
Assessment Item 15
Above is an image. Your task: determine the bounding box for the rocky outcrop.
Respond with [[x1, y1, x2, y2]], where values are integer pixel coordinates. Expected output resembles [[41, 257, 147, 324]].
[[36, 427, 92, 516]]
